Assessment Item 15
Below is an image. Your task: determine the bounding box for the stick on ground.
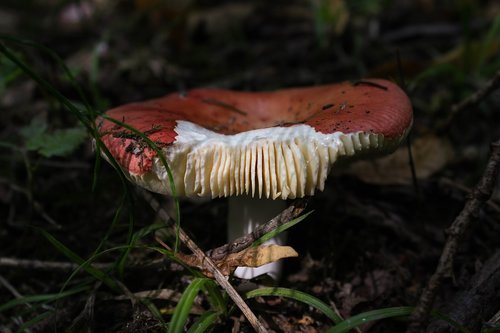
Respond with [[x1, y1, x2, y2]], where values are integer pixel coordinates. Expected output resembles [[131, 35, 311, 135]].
[[439, 69, 500, 131], [138, 188, 269, 333], [206, 198, 308, 261], [427, 249, 500, 332], [407, 139, 500, 332]]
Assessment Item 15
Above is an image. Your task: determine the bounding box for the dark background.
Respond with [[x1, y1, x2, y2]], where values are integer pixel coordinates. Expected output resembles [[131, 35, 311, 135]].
[[0, 0, 499, 332]]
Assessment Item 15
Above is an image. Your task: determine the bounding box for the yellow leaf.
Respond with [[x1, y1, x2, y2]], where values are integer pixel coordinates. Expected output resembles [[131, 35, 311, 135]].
[[235, 245, 299, 268]]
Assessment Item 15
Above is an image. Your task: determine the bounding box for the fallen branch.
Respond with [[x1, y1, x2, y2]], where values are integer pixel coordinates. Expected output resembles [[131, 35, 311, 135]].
[[0, 257, 111, 271], [450, 69, 500, 116], [178, 244, 298, 277], [427, 249, 500, 332], [0, 256, 166, 272], [206, 198, 308, 261], [484, 310, 500, 331], [407, 139, 500, 332], [439, 69, 500, 130], [138, 188, 269, 333]]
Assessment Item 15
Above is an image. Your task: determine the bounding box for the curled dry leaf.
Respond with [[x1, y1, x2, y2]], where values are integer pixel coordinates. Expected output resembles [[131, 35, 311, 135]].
[[177, 245, 298, 277], [234, 244, 299, 268]]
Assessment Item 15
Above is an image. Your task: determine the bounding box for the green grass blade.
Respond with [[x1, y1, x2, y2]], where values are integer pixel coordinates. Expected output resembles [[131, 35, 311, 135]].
[[430, 310, 471, 333], [147, 246, 202, 278], [0, 286, 88, 312], [141, 298, 167, 330], [477, 14, 500, 70], [252, 211, 313, 247], [0, 40, 182, 256], [203, 283, 226, 314], [0, 39, 131, 186], [245, 287, 342, 324], [55, 244, 174, 297], [0, 40, 131, 195], [187, 311, 220, 333], [99, 193, 128, 277], [0, 43, 89, 128], [327, 306, 413, 333], [116, 222, 167, 276], [40, 229, 118, 291], [0, 35, 93, 115], [168, 278, 211, 333], [15, 311, 53, 333], [100, 114, 181, 252]]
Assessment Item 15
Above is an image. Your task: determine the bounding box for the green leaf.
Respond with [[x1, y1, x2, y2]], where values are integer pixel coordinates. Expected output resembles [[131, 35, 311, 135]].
[[252, 211, 313, 247], [20, 117, 48, 146], [326, 306, 413, 333], [0, 286, 88, 312], [168, 278, 213, 333], [40, 229, 118, 291], [101, 115, 181, 252], [203, 282, 226, 314], [187, 310, 220, 333], [245, 287, 342, 324], [431, 310, 471, 333], [141, 298, 168, 329], [0, 50, 23, 95], [116, 222, 167, 276], [0, 42, 91, 127], [16, 311, 53, 333], [39, 127, 87, 157], [21, 117, 87, 157], [476, 14, 500, 71]]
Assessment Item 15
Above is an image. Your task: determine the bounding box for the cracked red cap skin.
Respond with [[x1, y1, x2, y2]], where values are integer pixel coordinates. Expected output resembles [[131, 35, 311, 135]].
[[98, 79, 412, 174]]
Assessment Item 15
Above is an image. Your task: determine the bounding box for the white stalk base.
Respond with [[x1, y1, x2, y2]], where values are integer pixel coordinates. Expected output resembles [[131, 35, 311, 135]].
[[228, 196, 287, 280]]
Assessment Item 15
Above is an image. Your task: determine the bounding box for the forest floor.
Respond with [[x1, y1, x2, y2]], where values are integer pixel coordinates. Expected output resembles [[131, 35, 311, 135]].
[[0, 1, 500, 332]]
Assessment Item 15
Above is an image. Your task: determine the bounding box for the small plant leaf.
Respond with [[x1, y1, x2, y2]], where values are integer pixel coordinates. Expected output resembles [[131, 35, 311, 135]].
[[0, 50, 23, 95], [20, 116, 48, 145], [203, 282, 226, 314], [245, 287, 343, 324], [38, 127, 87, 157], [40, 229, 118, 291], [0, 286, 88, 312], [326, 306, 413, 333], [168, 278, 215, 333], [252, 210, 313, 247], [187, 310, 220, 333], [431, 310, 471, 333], [15, 311, 53, 333], [21, 117, 87, 157]]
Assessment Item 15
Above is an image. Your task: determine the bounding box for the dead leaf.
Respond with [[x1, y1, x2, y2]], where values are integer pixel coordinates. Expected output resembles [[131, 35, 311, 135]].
[[297, 315, 315, 325], [176, 244, 298, 277], [187, 3, 255, 36], [235, 244, 298, 267], [340, 134, 454, 185]]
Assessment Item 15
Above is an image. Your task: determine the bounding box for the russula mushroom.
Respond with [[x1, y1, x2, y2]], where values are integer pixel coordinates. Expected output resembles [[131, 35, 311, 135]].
[[96, 79, 413, 279]]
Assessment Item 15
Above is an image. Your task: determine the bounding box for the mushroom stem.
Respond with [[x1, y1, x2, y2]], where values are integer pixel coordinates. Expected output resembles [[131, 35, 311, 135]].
[[227, 196, 287, 280]]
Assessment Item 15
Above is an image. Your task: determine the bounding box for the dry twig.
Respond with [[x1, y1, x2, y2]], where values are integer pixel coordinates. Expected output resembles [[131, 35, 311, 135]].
[[206, 198, 308, 261], [0, 257, 110, 271], [407, 139, 500, 332], [138, 188, 269, 333], [440, 69, 500, 130], [0, 256, 167, 272], [484, 310, 500, 331], [427, 250, 500, 332]]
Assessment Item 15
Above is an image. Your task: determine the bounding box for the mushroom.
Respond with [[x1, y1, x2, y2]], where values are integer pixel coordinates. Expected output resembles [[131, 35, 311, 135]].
[[96, 79, 413, 279]]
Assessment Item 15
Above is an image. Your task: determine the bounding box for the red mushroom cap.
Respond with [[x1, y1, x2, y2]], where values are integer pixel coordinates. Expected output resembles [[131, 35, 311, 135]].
[[97, 79, 412, 198]]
